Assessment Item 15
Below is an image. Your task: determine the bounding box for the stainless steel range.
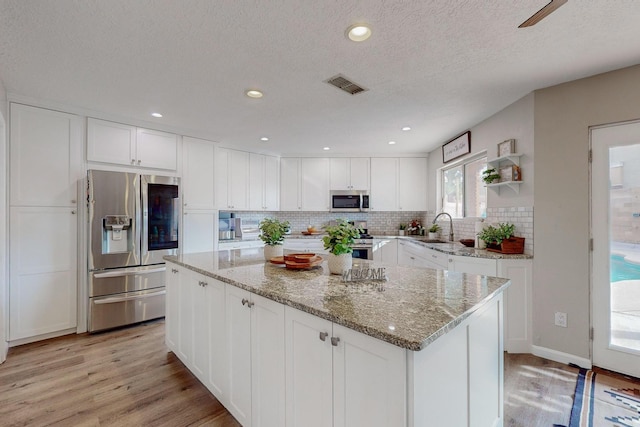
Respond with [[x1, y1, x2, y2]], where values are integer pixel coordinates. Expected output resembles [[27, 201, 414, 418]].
[[349, 220, 374, 260]]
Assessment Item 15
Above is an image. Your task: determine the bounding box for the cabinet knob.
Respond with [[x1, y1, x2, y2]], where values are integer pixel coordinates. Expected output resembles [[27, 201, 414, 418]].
[[131, 159, 135, 164], [137, 160, 141, 165], [71, 210, 76, 214], [71, 199, 76, 204], [171, 268, 178, 274], [319, 332, 329, 342], [331, 336, 340, 347]]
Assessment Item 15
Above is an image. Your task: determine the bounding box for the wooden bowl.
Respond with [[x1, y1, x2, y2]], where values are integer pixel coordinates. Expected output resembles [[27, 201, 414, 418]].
[[459, 239, 475, 247]]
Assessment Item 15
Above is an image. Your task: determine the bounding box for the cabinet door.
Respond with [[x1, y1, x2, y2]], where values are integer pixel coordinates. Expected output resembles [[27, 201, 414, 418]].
[[10, 103, 82, 207], [263, 155, 280, 211], [249, 153, 265, 211], [301, 158, 330, 211], [280, 158, 301, 211], [165, 263, 181, 352], [228, 150, 250, 210], [285, 307, 333, 427], [225, 285, 252, 426], [450, 255, 497, 276], [349, 157, 370, 191], [207, 278, 228, 401], [183, 211, 215, 254], [183, 137, 215, 210], [370, 158, 398, 211], [192, 273, 210, 382], [398, 158, 427, 211], [333, 324, 406, 427], [177, 269, 194, 366], [135, 128, 178, 170], [9, 206, 77, 340], [329, 158, 350, 190], [87, 118, 136, 166], [380, 239, 398, 265], [214, 147, 230, 209], [497, 259, 532, 353], [251, 294, 285, 427]]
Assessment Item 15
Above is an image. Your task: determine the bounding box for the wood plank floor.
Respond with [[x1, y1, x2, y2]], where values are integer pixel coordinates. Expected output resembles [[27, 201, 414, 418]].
[[0, 319, 625, 427]]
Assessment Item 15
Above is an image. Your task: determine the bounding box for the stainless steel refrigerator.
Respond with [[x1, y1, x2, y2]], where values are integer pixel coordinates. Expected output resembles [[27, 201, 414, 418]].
[[87, 170, 180, 332]]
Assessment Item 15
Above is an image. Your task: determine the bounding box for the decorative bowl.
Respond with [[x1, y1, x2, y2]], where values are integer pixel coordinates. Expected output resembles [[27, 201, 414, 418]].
[[459, 239, 475, 247]]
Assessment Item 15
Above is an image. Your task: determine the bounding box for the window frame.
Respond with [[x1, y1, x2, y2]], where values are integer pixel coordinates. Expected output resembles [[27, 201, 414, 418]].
[[438, 151, 488, 219]]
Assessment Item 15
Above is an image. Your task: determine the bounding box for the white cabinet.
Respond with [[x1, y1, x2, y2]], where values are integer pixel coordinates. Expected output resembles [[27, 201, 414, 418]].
[[250, 153, 280, 211], [87, 118, 177, 170], [182, 136, 215, 210], [450, 255, 497, 276], [280, 157, 301, 211], [280, 158, 330, 211], [11, 103, 82, 207], [226, 285, 286, 427], [373, 238, 398, 265], [285, 306, 406, 427], [283, 238, 326, 254], [183, 211, 215, 254], [165, 264, 181, 352], [370, 158, 398, 211], [215, 147, 250, 210], [9, 206, 77, 340], [329, 157, 370, 190], [370, 158, 427, 211], [498, 259, 533, 353], [397, 240, 447, 269], [398, 158, 428, 211]]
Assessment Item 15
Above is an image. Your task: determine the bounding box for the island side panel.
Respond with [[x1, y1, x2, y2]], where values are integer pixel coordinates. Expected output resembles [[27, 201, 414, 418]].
[[407, 293, 504, 427]]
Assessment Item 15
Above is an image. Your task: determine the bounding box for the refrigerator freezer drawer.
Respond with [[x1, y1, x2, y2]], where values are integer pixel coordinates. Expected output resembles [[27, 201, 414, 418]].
[[89, 288, 166, 332], [90, 265, 165, 297]]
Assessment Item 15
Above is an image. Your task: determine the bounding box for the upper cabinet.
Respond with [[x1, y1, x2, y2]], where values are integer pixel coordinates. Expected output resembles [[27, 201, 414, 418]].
[[215, 147, 249, 210], [249, 153, 280, 211], [370, 157, 427, 211], [87, 118, 177, 171], [10, 103, 83, 207], [182, 136, 215, 210], [329, 157, 370, 191], [280, 158, 330, 211]]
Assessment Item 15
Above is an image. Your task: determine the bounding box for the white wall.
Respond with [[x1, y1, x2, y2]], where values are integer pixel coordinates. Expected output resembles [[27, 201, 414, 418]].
[[427, 93, 534, 212], [0, 75, 7, 362], [534, 64, 640, 359]]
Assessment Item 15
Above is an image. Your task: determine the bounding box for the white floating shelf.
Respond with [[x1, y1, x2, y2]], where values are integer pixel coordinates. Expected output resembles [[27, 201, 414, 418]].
[[486, 181, 522, 193], [487, 153, 523, 167]]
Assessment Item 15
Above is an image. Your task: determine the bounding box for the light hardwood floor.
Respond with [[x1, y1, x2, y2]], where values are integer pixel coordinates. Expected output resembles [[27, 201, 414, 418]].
[[0, 320, 584, 427]]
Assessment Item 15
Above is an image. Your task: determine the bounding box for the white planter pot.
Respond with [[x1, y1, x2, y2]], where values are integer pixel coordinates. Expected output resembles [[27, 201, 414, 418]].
[[398, 230, 405, 236], [428, 232, 439, 240], [263, 244, 284, 261], [327, 253, 352, 275]]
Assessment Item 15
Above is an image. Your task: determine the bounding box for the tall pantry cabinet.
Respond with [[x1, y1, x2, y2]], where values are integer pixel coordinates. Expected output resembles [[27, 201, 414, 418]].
[[8, 103, 82, 341]]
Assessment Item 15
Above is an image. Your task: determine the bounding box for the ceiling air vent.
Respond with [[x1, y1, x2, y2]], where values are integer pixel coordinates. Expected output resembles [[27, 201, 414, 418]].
[[325, 74, 368, 95]]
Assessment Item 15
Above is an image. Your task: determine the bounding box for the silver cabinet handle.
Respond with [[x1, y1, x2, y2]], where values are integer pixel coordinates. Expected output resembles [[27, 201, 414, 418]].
[[242, 298, 249, 306], [71, 199, 76, 203], [319, 332, 329, 341], [137, 160, 141, 165], [131, 159, 136, 164], [331, 336, 340, 347], [171, 268, 178, 274], [198, 281, 208, 287], [71, 210, 76, 214], [247, 301, 254, 308]]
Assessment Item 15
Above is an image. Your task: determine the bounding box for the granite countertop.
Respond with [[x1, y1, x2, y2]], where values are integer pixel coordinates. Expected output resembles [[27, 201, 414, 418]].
[[165, 249, 511, 351], [394, 236, 534, 260]]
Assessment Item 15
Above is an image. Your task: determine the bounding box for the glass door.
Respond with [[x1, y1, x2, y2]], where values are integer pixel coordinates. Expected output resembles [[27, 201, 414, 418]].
[[141, 175, 181, 265], [591, 121, 640, 378]]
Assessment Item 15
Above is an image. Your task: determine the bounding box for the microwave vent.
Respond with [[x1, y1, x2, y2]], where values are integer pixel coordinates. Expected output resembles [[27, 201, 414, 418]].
[[325, 74, 368, 95]]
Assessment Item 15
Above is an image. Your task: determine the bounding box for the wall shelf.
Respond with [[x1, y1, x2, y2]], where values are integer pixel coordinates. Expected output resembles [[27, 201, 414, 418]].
[[486, 181, 522, 194], [487, 153, 523, 167], [486, 153, 523, 193]]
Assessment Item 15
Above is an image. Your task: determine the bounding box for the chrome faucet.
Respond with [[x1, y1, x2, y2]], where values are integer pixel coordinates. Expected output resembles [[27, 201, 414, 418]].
[[433, 212, 454, 242]]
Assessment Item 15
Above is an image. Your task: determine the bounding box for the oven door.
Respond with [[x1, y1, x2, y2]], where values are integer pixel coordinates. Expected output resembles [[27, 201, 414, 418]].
[[352, 246, 373, 260]]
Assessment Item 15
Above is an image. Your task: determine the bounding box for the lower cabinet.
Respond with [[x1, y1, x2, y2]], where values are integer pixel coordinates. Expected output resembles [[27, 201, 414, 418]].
[[372, 238, 398, 264], [284, 306, 407, 427]]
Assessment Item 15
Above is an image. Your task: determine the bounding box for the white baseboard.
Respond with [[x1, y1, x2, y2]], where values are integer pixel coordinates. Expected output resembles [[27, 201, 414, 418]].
[[8, 327, 77, 348], [531, 345, 592, 370]]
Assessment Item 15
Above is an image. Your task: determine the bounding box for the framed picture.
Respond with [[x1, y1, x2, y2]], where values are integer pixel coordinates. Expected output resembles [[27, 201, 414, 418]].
[[500, 165, 521, 182], [497, 139, 515, 157], [442, 131, 471, 163]]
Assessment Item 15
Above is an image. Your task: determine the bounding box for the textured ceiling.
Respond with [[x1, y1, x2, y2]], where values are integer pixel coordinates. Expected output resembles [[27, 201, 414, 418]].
[[1, 1, 640, 156]]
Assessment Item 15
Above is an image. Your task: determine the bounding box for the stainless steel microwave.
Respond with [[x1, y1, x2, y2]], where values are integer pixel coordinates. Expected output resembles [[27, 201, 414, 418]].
[[330, 190, 369, 212]]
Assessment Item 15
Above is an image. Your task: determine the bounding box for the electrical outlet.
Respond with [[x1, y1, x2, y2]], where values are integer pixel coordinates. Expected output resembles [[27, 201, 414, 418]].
[[554, 312, 568, 328]]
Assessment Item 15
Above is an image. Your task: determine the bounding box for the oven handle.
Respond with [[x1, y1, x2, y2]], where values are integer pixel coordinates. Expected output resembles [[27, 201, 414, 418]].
[[93, 290, 166, 305], [93, 266, 166, 279]]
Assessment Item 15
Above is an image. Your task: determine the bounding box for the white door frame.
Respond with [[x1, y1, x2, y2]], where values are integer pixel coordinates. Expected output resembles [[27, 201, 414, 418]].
[[0, 106, 7, 363], [591, 120, 640, 378]]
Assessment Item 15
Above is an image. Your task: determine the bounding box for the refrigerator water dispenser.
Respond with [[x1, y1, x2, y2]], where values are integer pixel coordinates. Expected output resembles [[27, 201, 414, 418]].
[[103, 215, 132, 254]]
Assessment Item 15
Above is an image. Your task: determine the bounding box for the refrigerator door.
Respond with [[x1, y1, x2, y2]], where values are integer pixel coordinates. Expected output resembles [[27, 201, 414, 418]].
[[141, 174, 180, 265], [88, 170, 140, 270]]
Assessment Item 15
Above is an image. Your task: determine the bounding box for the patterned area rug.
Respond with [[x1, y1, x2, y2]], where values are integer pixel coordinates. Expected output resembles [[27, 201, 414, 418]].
[[568, 368, 640, 426]]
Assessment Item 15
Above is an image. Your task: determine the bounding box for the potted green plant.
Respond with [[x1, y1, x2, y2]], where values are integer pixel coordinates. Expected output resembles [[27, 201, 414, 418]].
[[477, 222, 524, 254], [259, 218, 290, 260], [482, 168, 501, 185], [398, 223, 407, 236], [322, 219, 362, 274], [427, 223, 441, 240]]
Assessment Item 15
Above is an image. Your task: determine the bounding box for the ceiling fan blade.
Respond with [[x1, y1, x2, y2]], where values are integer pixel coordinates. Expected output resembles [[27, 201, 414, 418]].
[[518, 0, 568, 28]]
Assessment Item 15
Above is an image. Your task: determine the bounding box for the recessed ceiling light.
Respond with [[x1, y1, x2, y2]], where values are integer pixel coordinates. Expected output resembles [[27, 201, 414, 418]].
[[323, 147, 330, 151], [346, 24, 372, 42], [402, 126, 411, 131], [260, 137, 269, 142], [151, 112, 163, 118], [246, 89, 263, 98], [388, 141, 396, 145]]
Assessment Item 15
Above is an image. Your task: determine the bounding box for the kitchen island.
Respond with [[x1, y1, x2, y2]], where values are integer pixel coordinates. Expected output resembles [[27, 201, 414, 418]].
[[165, 249, 511, 427]]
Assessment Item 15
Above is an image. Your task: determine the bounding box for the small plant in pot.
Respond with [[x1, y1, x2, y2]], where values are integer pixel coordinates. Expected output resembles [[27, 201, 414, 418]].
[[476, 222, 525, 254], [259, 218, 290, 261], [322, 219, 362, 275], [482, 168, 501, 185], [427, 223, 441, 240], [398, 223, 407, 236]]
